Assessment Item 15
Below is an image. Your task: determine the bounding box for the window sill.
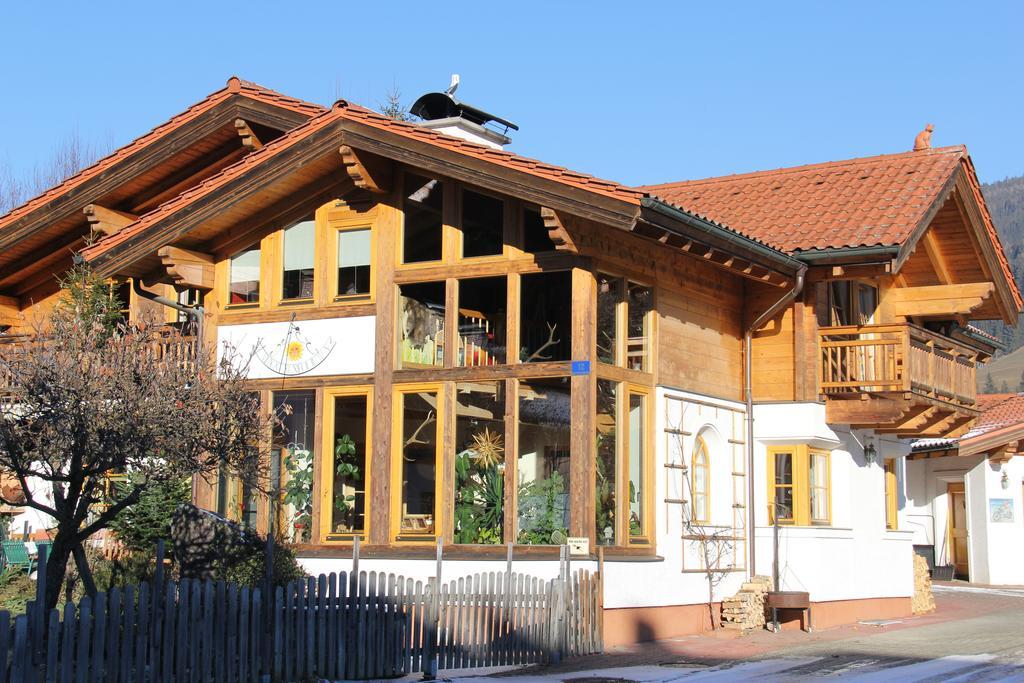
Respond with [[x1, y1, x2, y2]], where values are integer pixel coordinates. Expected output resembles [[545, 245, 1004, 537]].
[[290, 543, 662, 562]]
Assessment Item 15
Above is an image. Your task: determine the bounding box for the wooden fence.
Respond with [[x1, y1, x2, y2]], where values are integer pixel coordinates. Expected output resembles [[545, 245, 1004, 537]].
[[0, 544, 602, 682]]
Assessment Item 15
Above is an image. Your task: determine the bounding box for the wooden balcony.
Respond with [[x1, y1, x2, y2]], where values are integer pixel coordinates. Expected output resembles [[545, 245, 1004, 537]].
[[819, 323, 981, 437], [0, 326, 199, 393]]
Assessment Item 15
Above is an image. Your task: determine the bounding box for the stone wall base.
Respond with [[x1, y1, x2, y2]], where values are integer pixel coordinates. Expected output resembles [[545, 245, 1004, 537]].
[[603, 596, 913, 647]]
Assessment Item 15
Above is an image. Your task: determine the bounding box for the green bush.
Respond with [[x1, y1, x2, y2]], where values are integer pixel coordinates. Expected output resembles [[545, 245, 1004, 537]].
[[109, 477, 191, 553]]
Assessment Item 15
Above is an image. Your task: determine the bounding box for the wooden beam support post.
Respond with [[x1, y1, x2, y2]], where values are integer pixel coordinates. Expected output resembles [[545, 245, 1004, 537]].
[[368, 187, 400, 546], [234, 118, 263, 150], [157, 245, 215, 290], [83, 204, 138, 238], [569, 266, 597, 545]]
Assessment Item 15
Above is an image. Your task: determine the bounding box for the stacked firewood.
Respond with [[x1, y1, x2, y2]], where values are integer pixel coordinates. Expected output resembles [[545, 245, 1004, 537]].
[[912, 553, 936, 614], [721, 575, 772, 631]]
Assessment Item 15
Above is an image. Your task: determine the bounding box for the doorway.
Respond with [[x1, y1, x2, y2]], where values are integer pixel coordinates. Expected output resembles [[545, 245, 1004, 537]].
[[948, 482, 969, 579]]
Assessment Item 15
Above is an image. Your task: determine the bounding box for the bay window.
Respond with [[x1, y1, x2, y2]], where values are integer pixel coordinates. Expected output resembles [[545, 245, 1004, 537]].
[[767, 445, 831, 526]]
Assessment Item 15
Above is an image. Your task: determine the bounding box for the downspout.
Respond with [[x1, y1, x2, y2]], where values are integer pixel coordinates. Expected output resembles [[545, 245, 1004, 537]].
[[131, 279, 205, 343], [744, 265, 807, 579]]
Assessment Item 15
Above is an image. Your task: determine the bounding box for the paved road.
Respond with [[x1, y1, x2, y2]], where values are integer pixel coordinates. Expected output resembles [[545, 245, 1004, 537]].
[[442, 584, 1024, 682]]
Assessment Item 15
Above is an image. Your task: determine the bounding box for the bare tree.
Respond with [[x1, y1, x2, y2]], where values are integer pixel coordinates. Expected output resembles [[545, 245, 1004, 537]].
[[0, 265, 271, 608], [0, 131, 111, 216]]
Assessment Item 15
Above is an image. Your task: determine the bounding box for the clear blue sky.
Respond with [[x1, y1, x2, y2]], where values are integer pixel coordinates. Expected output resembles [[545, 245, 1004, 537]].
[[2, 1, 1022, 186]]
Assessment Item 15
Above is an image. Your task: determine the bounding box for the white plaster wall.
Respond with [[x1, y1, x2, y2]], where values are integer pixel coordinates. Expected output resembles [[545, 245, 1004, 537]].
[[972, 456, 1024, 585], [903, 455, 978, 567], [750, 403, 915, 602]]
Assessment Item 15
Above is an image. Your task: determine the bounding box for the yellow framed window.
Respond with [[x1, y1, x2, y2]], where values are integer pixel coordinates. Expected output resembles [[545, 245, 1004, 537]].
[[402, 173, 444, 264], [281, 217, 316, 301], [392, 384, 443, 541], [319, 387, 372, 543], [595, 274, 653, 371], [884, 458, 898, 530], [809, 449, 830, 524], [460, 187, 505, 259], [767, 445, 831, 526], [272, 390, 316, 543], [228, 245, 261, 305], [626, 385, 652, 542], [333, 224, 373, 300], [691, 436, 710, 523]]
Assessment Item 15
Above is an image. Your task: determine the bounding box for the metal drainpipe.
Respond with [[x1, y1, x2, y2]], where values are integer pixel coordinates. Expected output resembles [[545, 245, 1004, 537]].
[[131, 278, 205, 343], [744, 265, 807, 579]]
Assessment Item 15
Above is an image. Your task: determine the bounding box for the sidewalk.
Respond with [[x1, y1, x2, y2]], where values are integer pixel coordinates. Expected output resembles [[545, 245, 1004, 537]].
[[431, 582, 1024, 682]]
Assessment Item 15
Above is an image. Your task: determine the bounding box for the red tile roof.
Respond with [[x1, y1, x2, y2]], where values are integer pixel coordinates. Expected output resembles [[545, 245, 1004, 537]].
[[642, 146, 1022, 310], [0, 77, 324, 233], [913, 393, 1024, 452], [640, 147, 966, 253], [82, 100, 647, 262]]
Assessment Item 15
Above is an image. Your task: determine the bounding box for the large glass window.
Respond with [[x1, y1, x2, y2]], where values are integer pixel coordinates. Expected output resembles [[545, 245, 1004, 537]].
[[325, 392, 369, 539], [399, 282, 446, 368], [523, 207, 556, 253], [628, 392, 647, 537], [691, 436, 710, 523], [597, 274, 621, 365], [403, 174, 443, 263], [517, 377, 571, 544], [282, 218, 316, 300], [462, 189, 503, 258], [520, 272, 571, 362], [626, 283, 653, 371], [453, 382, 506, 544], [336, 227, 371, 298], [595, 379, 618, 546], [272, 390, 316, 543], [229, 246, 261, 304], [398, 389, 439, 538], [458, 277, 507, 366]]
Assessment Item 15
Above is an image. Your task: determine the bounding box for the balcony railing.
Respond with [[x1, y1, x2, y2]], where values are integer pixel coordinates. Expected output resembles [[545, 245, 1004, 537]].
[[0, 326, 199, 392], [819, 323, 978, 408]]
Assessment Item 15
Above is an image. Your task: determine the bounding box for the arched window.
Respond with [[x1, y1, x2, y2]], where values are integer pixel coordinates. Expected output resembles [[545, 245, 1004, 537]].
[[691, 436, 710, 523]]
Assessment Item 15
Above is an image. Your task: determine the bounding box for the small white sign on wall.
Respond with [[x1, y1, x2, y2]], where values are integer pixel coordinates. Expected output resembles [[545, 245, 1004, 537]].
[[217, 316, 376, 379], [567, 536, 590, 557]]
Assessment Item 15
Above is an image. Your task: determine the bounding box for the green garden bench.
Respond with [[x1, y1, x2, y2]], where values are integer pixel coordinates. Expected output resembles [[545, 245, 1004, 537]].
[[1, 541, 35, 574]]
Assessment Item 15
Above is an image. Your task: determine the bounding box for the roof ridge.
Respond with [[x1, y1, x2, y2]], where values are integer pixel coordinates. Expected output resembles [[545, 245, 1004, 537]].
[[640, 145, 967, 191], [0, 78, 324, 232], [81, 104, 346, 259], [335, 101, 646, 204]]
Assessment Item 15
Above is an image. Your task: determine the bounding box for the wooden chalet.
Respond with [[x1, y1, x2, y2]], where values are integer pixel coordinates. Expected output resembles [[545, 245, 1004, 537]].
[[1, 78, 1019, 640]]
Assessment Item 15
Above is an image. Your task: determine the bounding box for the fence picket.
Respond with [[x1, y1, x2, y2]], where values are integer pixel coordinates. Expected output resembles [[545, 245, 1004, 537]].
[[238, 587, 250, 683], [133, 583, 148, 683], [107, 588, 122, 683], [75, 598, 91, 683]]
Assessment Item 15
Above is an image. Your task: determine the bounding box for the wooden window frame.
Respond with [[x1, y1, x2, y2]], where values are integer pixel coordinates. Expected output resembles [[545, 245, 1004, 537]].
[[225, 244, 264, 310], [318, 386, 374, 544], [273, 214, 320, 308], [399, 171, 448, 267], [884, 458, 898, 530], [767, 444, 831, 526], [327, 218, 375, 304], [691, 435, 711, 524], [595, 273, 655, 373], [390, 383, 445, 543], [457, 185, 512, 262], [623, 384, 654, 545]]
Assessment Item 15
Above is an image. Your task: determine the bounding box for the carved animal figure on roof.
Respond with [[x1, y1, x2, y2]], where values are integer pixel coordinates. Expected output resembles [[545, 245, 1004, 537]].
[[914, 124, 934, 151]]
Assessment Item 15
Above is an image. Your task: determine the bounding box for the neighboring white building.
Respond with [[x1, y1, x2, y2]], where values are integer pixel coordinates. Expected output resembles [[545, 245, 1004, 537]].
[[908, 393, 1024, 585]]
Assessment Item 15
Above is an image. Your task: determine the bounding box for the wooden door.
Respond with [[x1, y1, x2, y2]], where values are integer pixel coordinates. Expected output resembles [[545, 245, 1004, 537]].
[[948, 483, 969, 578]]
